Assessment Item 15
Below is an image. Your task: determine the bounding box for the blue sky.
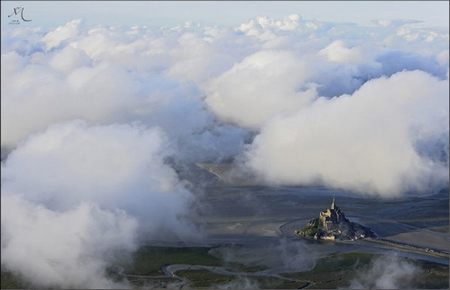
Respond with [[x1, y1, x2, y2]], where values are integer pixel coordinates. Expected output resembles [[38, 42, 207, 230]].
[[1, 1, 449, 29]]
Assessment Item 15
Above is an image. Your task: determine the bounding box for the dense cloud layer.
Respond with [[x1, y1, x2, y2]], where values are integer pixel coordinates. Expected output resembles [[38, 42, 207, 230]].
[[205, 50, 317, 129], [2, 121, 194, 227], [1, 195, 137, 288], [1, 21, 248, 162], [245, 71, 449, 196], [1, 14, 449, 287], [1, 121, 196, 287]]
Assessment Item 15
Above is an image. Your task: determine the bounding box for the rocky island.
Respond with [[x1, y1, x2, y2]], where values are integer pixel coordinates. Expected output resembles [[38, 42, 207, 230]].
[[295, 198, 376, 241]]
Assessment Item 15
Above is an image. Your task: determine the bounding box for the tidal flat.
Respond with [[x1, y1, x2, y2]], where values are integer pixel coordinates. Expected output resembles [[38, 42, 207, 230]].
[[2, 186, 448, 289]]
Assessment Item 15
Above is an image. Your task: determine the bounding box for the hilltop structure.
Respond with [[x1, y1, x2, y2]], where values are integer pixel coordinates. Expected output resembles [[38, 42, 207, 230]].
[[295, 198, 376, 241]]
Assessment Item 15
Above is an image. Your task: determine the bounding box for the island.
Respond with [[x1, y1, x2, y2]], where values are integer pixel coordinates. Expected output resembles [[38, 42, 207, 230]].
[[295, 198, 376, 241]]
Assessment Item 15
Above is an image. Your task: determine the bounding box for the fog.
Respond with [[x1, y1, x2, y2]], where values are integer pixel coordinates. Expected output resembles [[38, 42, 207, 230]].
[[1, 121, 197, 287], [212, 238, 316, 273], [1, 13, 448, 287], [349, 255, 422, 289], [245, 71, 449, 196]]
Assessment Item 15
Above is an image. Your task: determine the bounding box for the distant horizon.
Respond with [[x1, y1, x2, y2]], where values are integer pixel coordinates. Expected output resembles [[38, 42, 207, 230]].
[[1, 1, 449, 30]]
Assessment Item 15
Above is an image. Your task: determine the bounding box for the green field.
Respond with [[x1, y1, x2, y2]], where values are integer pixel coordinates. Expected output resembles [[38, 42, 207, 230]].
[[415, 260, 449, 289], [2, 248, 448, 289], [283, 252, 449, 289], [282, 252, 374, 288], [177, 270, 309, 289], [122, 246, 222, 275], [177, 270, 235, 287]]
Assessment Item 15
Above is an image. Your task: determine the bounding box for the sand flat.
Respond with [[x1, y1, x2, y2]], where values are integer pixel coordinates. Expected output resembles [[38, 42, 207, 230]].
[[385, 229, 450, 251]]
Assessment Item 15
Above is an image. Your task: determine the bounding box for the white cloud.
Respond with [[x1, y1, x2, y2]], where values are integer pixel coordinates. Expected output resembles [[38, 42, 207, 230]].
[[319, 40, 363, 64], [1, 60, 139, 148], [245, 71, 449, 196], [0, 15, 448, 287], [205, 50, 317, 129], [42, 19, 82, 50], [1, 195, 137, 288], [350, 255, 421, 289], [372, 19, 421, 28], [166, 31, 238, 84], [2, 24, 248, 162], [1, 121, 197, 287], [437, 49, 449, 66], [240, 14, 301, 33], [49, 45, 91, 73], [2, 121, 195, 234]]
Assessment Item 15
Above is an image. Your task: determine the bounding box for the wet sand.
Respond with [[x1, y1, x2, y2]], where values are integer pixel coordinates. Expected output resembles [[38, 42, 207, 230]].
[[193, 185, 449, 264]]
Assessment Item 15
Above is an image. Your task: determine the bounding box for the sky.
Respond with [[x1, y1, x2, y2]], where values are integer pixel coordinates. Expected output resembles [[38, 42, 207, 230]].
[[1, 1, 449, 29]]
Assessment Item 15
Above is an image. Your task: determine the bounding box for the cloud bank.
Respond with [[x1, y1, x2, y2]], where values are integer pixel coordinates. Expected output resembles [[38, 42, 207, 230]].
[[1, 121, 196, 287], [245, 71, 449, 196], [1, 13, 449, 287], [1, 195, 137, 288], [205, 50, 317, 129]]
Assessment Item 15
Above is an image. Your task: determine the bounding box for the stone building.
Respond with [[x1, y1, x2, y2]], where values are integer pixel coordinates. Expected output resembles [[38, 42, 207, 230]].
[[319, 198, 347, 231]]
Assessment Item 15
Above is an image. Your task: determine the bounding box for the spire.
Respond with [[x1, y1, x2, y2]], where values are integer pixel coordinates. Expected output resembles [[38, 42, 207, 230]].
[[331, 197, 336, 209]]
